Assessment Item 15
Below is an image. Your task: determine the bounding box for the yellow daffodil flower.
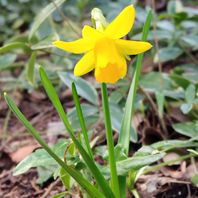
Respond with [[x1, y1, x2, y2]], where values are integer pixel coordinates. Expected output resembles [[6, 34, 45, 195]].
[[53, 5, 152, 83]]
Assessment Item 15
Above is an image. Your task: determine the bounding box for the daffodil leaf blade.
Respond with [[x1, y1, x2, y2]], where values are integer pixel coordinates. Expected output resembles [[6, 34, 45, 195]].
[[110, 102, 137, 142], [39, 67, 115, 198], [119, 10, 152, 154], [4, 93, 105, 198], [71, 82, 93, 158]]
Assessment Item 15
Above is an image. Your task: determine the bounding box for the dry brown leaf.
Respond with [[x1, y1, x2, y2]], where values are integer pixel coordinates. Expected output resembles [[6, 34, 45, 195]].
[[163, 152, 181, 165], [10, 145, 39, 163]]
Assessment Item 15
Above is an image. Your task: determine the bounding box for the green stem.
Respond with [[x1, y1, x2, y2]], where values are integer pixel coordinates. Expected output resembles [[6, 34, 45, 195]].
[[72, 83, 93, 159], [2, 109, 11, 139], [101, 83, 120, 198], [131, 189, 140, 198]]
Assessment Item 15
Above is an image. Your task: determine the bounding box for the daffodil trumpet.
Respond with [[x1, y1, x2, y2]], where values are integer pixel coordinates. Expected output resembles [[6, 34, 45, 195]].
[[53, 5, 152, 83]]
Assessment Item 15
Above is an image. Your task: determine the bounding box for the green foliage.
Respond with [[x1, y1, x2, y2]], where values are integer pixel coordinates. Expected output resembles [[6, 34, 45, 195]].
[[39, 67, 115, 197], [26, 51, 37, 84], [4, 93, 104, 198], [180, 84, 198, 114], [68, 104, 99, 130], [118, 10, 152, 155], [0, 53, 17, 71], [1, 0, 198, 197], [102, 152, 165, 177], [13, 139, 68, 176], [59, 72, 98, 105], [29, 0, 66, 40], [173, 121, 198, 138], [191, 173, 198, 186], [133, 0, 198, 63], [154, 47, 183, 63]]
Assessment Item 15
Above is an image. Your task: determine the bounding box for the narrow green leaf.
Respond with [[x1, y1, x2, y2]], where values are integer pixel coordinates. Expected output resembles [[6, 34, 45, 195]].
[[39, 67, 115, 198], [4, 93, 104, 198], [31, 34, 59, 50], [72, 83, 93, 159], [27, 51, 37, 84], [110, 103, 137, 143], [101, 83, 120, 198], [52, 192, 67, 198], [118, 11, 152, 198], [119, 10, 152, 155], [0, 42, 29, 53], [29, 0, 66, 40]]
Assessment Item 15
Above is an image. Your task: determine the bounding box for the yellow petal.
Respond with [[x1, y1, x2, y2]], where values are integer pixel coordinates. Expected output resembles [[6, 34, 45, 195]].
[[95, 60, 127, 83], [82, 25, 103, 40], [95, 38, 121, 68], [74, 50, 95, 76], [105, 5, 135, 39], [53, 39, 93, 54], [116, 39, 152, 55]]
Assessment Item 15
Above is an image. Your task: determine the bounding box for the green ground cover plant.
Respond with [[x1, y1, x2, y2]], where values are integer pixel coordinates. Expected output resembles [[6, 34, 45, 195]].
[[0, 0, 198, 197]]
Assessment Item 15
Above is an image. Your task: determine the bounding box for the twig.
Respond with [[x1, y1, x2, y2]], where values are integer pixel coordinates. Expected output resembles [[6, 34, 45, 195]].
[[187, 184, 191, 198], [1, 109, 11, 139], [140, 86, 168, 137], [178, 42, 198, 65], [41, 179, 60, 198], [30, 180, 43, 193]]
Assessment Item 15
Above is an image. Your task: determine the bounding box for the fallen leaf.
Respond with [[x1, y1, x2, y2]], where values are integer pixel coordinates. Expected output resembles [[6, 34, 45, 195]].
[[10, 145, 39, 163], [163, 152, 181, 165]]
